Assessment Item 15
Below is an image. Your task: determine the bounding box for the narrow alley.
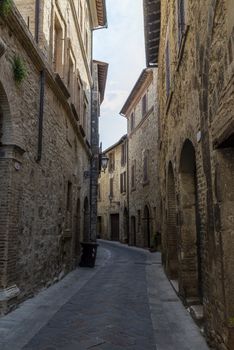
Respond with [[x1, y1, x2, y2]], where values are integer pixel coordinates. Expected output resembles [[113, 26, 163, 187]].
[[0, 241, 209, 350]]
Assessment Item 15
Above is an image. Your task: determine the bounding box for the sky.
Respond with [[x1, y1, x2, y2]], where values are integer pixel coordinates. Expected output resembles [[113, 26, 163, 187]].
[[93, 0, 146, 150]]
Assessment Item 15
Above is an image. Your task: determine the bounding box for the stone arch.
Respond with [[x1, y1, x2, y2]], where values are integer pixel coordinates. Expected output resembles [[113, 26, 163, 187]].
[[0, 81, 13, 145], [143, 204, 151, 248], [130, 215, 136, 246], [83, 196, 90, 242], [166, 162, 179, 280], [179, 139, 203, 302]]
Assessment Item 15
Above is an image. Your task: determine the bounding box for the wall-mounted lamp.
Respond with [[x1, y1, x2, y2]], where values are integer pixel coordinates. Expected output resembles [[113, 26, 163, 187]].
[[99, 153, 109, 173]]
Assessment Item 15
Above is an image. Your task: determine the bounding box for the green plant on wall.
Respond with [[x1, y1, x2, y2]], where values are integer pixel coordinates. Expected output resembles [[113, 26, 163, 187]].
[[12, 55, 27, 84], [0, 0, 13, 17]]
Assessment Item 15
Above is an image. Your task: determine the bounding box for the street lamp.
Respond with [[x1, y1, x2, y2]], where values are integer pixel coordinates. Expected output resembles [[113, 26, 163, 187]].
[[99, 153, 109, 173]]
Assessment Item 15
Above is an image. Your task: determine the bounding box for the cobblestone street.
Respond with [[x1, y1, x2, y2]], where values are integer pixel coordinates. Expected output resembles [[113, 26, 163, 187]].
[[0, 241, 209, 350]]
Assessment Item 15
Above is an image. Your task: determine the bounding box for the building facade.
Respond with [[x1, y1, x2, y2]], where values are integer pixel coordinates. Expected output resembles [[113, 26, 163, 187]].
[[120, 68, 160, 248], [90, 60, 108, 241], [97, 135, 128, 243], [0, 0, 107, 313], [144, 0, 234, 349]]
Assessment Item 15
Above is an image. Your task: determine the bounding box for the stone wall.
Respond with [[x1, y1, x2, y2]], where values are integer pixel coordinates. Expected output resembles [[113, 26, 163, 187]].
[[98, 136, 128, 243], [0, 2, 93, 313], [126, 69, 160, 248], [157, 0, 234, 349]]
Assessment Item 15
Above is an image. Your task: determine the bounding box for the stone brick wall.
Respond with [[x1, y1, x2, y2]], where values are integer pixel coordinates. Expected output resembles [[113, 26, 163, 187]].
[[0, 2, 95, 313], [157, 0, 234, 349], [15, 0, 92, 143], [125, 69, 160, 248], [98, 136, 128, 243]]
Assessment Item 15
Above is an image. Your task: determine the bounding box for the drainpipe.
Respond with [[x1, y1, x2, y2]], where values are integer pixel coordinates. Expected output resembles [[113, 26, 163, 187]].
[[37, 69, 45, 162], [89, 21, 108, 241], [126, 137, 130, 244], [35, 0, 40, 44]]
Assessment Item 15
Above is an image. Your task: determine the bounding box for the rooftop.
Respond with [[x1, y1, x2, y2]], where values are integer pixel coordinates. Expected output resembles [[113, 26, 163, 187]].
[[93, 60, 108, 104], [103, 135, 127, 154], [143, 0, 161, 67], [120, 69, 153, 116]]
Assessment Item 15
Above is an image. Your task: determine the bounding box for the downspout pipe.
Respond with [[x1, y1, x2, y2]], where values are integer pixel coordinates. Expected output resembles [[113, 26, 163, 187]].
[[126, 137, 130, 244], [35, 0, 40, 44], [37, 69, 45, 162]]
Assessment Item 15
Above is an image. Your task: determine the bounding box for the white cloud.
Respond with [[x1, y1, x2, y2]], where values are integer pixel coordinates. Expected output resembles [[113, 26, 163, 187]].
[[94, 0, 145, 149]]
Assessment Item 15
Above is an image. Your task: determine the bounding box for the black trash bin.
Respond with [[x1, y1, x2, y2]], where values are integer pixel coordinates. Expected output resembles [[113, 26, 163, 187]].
[[79, 242, 99, 268]]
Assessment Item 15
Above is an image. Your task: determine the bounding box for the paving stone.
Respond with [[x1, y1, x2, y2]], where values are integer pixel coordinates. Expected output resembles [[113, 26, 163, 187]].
[[0, 241, 210, 350]]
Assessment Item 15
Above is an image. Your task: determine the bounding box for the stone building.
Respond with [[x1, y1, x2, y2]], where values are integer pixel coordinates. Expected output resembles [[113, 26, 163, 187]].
[[0, 0, 107, 313], [144, 0, 234, 349], [120, 68, 160, 248], [90, 60, 108, 241], [97, 135, 128, 242]]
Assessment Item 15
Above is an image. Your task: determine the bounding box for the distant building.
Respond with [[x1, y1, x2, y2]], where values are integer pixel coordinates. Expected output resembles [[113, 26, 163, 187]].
[[144, 0, 234, 349], [0, 0, 107, 313], [120, 68, 160, 248], [97, 135, 128, 242]]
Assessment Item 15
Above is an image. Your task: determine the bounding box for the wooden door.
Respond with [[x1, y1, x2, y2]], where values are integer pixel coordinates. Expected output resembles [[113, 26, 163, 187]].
[[110, 214, 119, 241]]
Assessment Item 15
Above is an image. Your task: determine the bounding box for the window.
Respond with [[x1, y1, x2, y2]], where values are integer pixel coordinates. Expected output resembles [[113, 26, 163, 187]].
[[165, 41, 171, 97], [137, 210, 141, 232], [130, 112, 135, 131], [142, 94, 147, 117], [76, 76, 81, 116], [83, 100, 87, 132], [131, 161, 136, 189], [53, 15, 63, 75], [121, 143, 127, 166], [143, 151, 149, 183], [177, 0, 185, 47], [120, 172, 126, 193], [66, 181, 72, 212], [108, 152, 115, 172], [110, 178, 114, 198], [85, 30, 89, 53], [68, 56, 74, 98]]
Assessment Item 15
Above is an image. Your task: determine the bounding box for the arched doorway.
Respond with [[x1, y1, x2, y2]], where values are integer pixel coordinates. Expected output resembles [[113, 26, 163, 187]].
[[179, 140, 203, 301], [167, 162, 179, 280], [73, 198, 80, 263], [143, 205, 151, 248], [83, 197, 90, 242], [131, 216, 136, 246], [123, 207, 129, 243]]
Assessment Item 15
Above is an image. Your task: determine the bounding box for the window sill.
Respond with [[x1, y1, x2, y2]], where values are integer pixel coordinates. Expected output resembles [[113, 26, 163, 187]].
[[142, 180, 150, 187], [176, 25, 189, 71]]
